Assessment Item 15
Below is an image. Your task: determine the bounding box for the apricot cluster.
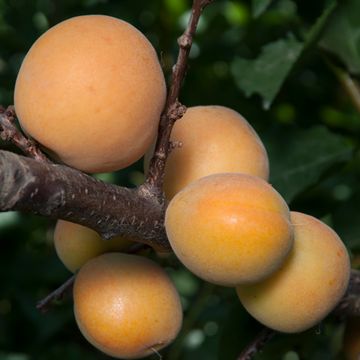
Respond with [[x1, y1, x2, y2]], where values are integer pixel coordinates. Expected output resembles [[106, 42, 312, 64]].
[[163, 106, 351, 333], [15, 11, 352, 360]]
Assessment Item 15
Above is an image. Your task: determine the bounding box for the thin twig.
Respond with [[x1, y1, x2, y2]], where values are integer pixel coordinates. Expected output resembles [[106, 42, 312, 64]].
[[36, 274, 76, 313], [144, 0, 214, 197], [0, 105, 50, 163], [237, 327, 275, 360], [36, 242, 153, 312]]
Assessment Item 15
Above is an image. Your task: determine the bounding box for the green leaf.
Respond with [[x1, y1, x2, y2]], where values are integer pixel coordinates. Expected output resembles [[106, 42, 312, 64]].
[[265, 126, 353, 202], [232, 0, 337, 108], [320, 0, 360, 75], [252, 0, 273, 18], [231, 35, 303, 109], [304, 0, 337, 50]]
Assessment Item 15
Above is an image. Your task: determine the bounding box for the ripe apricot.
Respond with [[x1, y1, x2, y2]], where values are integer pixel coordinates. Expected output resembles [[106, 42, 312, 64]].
[[54, 220, 132, 272], [160, 105, 269, 199], [165, 173, 293, 286], [237, 212, 350, 333], [73, 253, 183, 359], [14, 15, 166, 173]]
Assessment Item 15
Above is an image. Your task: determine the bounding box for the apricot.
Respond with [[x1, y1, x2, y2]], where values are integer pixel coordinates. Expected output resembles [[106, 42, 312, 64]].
[[73, 253, 183, 359], [343, 316, 360, 360], [54, 220, 132, 272], [165, 173, 293, 286], [14, 15, 166, 173], [159, 105, 269, 199], [236, 212, 351, 333]]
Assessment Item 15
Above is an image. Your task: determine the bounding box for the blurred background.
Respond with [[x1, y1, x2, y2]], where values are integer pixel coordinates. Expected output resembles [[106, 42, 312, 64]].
[[0, 0, 359, 359]]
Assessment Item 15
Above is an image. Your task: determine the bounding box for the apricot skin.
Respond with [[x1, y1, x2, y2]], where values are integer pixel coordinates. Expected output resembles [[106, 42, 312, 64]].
[[236, 212, 350, 333], [73, 253, 183, 359], [54, 220, 132, 272], [161, 106, 269, 199], [14, 15, 166, 173], [165, 173, 293, 286]]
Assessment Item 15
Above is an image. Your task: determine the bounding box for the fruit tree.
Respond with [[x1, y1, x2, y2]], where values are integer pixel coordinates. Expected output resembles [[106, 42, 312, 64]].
[[0, 1, 359, 359]]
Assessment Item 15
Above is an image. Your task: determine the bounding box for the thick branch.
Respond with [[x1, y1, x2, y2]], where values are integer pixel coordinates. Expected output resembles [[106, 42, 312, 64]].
[[145, 0, 213, 194], [0, 150, 169, 251], [0, 106, 50, 162]]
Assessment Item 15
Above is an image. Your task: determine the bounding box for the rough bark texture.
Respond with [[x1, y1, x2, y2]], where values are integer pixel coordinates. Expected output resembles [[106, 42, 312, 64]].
[[0, 150, 169, 250], [0, 105, 50, 162]]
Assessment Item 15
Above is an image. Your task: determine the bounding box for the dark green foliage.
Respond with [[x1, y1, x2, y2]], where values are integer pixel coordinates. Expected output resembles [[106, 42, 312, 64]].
[[0, 0, 359, 359]]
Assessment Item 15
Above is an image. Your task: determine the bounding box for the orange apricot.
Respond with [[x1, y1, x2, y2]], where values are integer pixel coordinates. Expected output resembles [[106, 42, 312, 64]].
[[14, 15, 166, 173], [73, 253, 183, 359], [236, 211, 351, 333], [54, 220, 132, 272], [159, 105, 269, 199], [165, 173, 293, 286]]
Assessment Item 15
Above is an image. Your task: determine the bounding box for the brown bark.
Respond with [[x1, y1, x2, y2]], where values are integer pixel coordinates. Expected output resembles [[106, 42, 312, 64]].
[[0, 150, 169, 251]]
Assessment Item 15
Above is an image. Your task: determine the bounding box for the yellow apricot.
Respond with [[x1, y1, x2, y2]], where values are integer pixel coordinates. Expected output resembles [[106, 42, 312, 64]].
[[54, 220, 132, 272], [236, 212, 350, 333], [14, 15, 166, 173], [165, 173, 293, 286], [73, 253, 183, 359], [161, 105, 269, 199], [343, 317, 360, 360]]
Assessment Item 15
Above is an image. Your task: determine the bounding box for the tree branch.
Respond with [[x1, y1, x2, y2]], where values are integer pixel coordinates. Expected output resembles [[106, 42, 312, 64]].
[[0, 106, 50, 163], [0, 150, 170, 251], [144, 0, 213, 196]]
